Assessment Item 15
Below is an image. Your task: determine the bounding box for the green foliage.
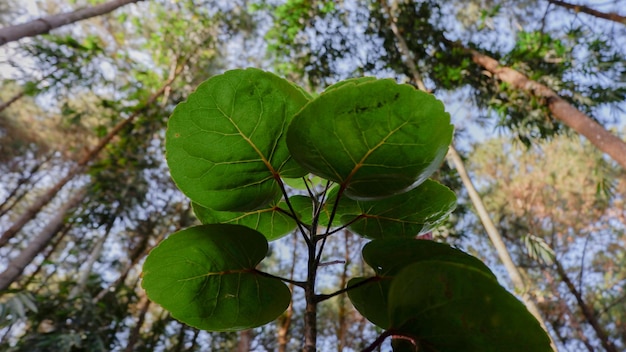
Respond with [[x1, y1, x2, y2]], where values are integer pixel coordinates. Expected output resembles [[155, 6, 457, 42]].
[[142, 224, 291, 331], [287, 78, 452, 200], [166, 68, 308, 211], [387, 261, 551, 351], [143, 68, 551, 350]]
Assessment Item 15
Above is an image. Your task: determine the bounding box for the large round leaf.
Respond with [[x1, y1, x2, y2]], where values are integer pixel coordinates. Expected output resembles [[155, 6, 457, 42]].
[[192, 202, 296, 241], [287, 79, 452, 200], [166, 68, 309, 211], [388, 261, 552, 352], [338, 179, 456, 239], [347, 239, 495, 328], [141, 224, 291, 331]]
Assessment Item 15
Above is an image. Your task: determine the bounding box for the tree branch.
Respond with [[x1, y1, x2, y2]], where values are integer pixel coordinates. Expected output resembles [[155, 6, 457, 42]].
[[469, 49, 626, 170], [0, 0, 145, 46], [547, 0, 626, 25]]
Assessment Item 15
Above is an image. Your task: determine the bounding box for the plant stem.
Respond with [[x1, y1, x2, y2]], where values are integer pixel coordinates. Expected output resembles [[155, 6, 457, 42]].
[[303, 235, 318, 352]]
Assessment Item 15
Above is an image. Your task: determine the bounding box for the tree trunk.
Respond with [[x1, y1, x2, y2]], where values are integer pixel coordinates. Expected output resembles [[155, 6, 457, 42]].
[[237, 330, 252, 352], [469, 50, 626, 170], [381, 2, 558, 347], [0, 154, 50, 217], [125, 295, 151, 352], [447, 146, 558, 351], [0, 59, 188, 248], [547, 0, 626, 25], [69, 214, 117, 299], [18, 224, 69, 291], [0, 188, 86, 291], [0, 0, 145, 46]]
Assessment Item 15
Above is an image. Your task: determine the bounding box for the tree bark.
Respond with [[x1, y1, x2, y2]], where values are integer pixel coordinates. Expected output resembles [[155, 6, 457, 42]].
[[124, 295, 151, 352], [470, 50, 626, 170], [0, 0, 145, 46], [237, 330, 252, 352], [0, 58, 188, 248], [0, 188, 86, 291], [381, 3, 558, 347], [447, 146, 558, 351], [69, 214, 117, 299], [547, 0, 626, 25], [0, 155, 50, 217]]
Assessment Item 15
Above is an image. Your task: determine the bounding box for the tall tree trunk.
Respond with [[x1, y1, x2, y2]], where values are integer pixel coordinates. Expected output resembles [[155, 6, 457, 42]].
[[0, 0, 145, 46], [381, 2, 557, 349], [447, 146, 557, 351], [0, 188, 86, 291], [20, 224, 70, 291], [125, 295, 151, 352], [554, 258, 617, 352], [469, 49, 626, 170], [0, 58, 188, 248], [69, 213, 117, 299], [0, 154, 50, 217], [237, 330, 252, 352], [547, 0, 626, 25]]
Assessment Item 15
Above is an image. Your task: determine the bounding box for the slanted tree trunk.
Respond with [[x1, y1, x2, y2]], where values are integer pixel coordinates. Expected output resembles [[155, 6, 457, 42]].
[[447, 146, 557, 351], [0, 154, 50, 217], [0, 58, 189, 248], [0, 188, 86, 291], [69, 213, 117, 299], [547, 0, 626, 25], [381, 2, 557, 349], [469, 50, 626, 170], [0, 0, 145, 46]]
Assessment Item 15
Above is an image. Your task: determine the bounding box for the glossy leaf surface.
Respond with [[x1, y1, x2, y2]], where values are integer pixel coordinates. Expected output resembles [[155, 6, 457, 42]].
[[338, 179, 456, 239], [287, 79, 453, 200], [192, 202, 296, 241], [388, 261, 552, 352], [347, 239, 494, 328], [166, 68, 309, 211], [142, 224, 291, 331]]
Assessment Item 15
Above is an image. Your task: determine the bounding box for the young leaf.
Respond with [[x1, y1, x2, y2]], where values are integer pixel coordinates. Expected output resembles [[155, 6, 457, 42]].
[[166, 68, 309, 212], [141, 224, 291, 331], [338, 179, 456, 239], [192, 202, 297, 241], [387, 261, 552, 352], [347, 239, 495, 328], [287, 79, 453, 200]]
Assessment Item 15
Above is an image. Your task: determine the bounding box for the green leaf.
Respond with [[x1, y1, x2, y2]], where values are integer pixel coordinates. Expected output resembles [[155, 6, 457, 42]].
[[322, 76, 377, 94], [388, 261, 552, 352], [192, 202, 297, 241], [287, 79, 453, 200], [347, 239, 495, 328], [141, 224, 291, 331], [338, 179, 456, 239], [166, 68, 309, 211]]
